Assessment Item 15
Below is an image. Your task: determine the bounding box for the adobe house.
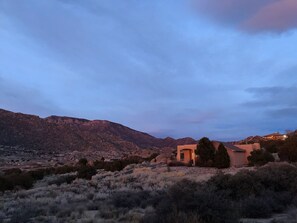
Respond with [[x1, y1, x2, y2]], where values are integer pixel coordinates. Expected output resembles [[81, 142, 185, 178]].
[[176, 144, 197, 165], [177, 142, 260, 167]]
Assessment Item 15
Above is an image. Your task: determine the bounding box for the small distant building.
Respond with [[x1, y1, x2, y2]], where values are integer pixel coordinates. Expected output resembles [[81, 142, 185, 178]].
[[263, 132, 288, 141], [177, 142, 260, 167]]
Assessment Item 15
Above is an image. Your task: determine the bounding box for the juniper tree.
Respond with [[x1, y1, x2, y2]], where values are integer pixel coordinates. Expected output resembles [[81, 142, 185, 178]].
[[248, 149, 274, 166], [195, 137, 216, 167], [214, 143, 230, 169]]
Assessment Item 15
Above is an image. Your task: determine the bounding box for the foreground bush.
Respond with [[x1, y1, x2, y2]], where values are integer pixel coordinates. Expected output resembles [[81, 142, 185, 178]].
[[140, 163, 297, 223], [140, 179, 238, 223]]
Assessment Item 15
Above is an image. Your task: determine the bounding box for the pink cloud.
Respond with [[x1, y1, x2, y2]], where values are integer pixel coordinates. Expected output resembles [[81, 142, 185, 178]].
[[194, 0, 297, 32], [243, 0, 297, 32]]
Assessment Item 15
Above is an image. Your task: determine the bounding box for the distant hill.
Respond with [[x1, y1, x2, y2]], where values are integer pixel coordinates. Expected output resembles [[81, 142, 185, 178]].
[[0, 109, 196, 155], [235, 131, 297, 145], [235, 135, 266, 144]]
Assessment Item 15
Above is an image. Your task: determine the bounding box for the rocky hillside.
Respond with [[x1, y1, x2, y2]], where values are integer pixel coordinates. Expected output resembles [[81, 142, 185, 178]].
[[0, 109, 196, 155]]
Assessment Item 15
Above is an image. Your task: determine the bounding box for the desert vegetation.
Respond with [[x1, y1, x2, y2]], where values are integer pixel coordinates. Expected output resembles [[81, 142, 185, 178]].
[[0, 154, 159, 192], [1, 135, 297, 222], [1, 162, 297, 223], [141, 162, 297, 223]]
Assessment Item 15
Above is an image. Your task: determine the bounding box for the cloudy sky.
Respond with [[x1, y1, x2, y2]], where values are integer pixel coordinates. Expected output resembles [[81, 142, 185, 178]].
[[0, 0, 297, 140]]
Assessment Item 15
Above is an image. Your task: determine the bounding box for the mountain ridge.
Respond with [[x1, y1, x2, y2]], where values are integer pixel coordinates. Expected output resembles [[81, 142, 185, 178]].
[[0, 109, 197, 155]]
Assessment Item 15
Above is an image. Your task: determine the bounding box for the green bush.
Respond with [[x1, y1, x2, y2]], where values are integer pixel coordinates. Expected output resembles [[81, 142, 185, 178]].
[[54, 165, 77, 174], [0, 176, 13, 191], [93, 160, 106, 169], [279, 135, 297, 162], [214, 143, 230, 169], [103, 160, 125, 172], [248, 149, 275, 166], [77, 165, 97, 180], [209, 170, 264, 200], [0, 164, 80, 192], [261, 140, 284, 153], [78, 158, 88, 166], [195, 137, 216, 167], [28, 169, 45, 180], [3, 168, 22, 175], [149, 179, 238, 223], [0, 171, 34, 191], [255, 163, 297, 192]]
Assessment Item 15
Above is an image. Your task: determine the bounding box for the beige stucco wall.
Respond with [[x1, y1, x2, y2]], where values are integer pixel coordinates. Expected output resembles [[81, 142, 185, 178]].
[[177, 144, 197, 165], [227, 150, 246, 167], [214, 141, 247, 167], [183, 150, 192, 163], [235, 143, 261, 163], [212, 141, 221, 150]]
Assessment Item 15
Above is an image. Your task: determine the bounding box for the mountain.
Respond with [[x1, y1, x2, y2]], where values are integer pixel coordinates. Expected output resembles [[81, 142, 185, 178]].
[[160, 137, 198, 148], [0, 109, 196, 157]]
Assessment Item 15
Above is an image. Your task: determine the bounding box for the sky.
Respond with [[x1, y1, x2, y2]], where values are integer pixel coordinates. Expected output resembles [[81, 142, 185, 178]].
[[0, 0, 297, 141]]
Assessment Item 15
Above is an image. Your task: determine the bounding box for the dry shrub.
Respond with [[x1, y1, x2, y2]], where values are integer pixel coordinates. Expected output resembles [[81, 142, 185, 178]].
[[142, 163, 297, 222], [48, 174, 76, 186], [167, 161, 186, 167], [0, 172, 34, 191]]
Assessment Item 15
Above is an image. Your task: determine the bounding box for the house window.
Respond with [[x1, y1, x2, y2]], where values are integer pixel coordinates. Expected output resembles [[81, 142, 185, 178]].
[[180, 153, 184, 161]]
